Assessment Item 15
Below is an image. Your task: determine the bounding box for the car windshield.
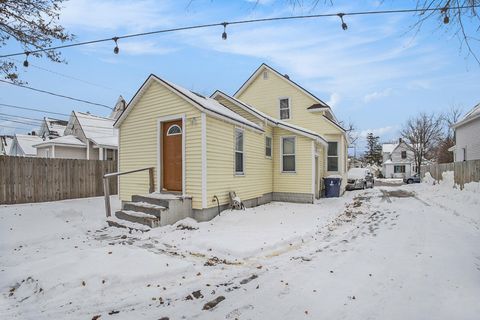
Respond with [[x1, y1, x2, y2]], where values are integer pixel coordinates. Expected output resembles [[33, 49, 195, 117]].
[[347, 168, 367, 179]]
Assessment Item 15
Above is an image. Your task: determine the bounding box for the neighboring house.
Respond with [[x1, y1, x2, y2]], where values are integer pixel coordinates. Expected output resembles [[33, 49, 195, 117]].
[[348, 157, 363, 169], [115, 63, 348, 222], [449, 102, 480, 161], [382, 139, 415, 178], [1, 135, 14, 155], [35, 111, 118, 160], [9, 134, 43, 157], [38, 117, 68, 140]]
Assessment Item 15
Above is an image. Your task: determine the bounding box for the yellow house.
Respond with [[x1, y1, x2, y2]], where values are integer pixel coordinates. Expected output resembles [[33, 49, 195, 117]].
[[113, 64, 348, 226]]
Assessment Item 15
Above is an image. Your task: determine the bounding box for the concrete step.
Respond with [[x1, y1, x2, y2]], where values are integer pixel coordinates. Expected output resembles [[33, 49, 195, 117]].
[[131, 195, 170, 208], [115, 210, 160, 228], [106, 217, 151, 232], [123, 201, 166, 218]]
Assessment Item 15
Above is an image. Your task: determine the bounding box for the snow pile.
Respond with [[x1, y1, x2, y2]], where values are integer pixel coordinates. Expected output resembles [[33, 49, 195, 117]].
[[423, 172, 436, 185], [347, 168, 367, 179]]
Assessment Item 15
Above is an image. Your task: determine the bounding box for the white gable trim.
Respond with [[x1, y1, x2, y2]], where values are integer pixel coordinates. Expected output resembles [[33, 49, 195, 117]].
[[234, 64, 328, 108], [115, 75, 263, 133]]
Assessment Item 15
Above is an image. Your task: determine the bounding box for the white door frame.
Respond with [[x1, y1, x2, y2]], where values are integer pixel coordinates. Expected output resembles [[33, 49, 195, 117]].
[[157, 114, 186, 196]]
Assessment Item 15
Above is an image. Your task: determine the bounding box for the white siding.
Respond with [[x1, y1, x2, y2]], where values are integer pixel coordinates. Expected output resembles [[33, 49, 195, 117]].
[[454, 118, 480, 161]]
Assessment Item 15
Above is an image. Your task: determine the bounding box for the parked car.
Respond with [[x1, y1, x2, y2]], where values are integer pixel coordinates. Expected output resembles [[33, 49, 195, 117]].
[[403, 173, 421, 184], [346, 168, 374, 190]]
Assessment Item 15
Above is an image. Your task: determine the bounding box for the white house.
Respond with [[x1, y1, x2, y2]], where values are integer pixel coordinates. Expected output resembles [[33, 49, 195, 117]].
[[1, 135, 14, 155], [449, 102, 480, 161], [38, 117, 68, 140], [382, 139, 416, 178], [9, 134, 43, 157]]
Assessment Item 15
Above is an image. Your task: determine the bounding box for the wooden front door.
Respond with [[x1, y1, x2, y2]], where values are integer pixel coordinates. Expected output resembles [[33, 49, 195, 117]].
[[162, 120, 182, 192]]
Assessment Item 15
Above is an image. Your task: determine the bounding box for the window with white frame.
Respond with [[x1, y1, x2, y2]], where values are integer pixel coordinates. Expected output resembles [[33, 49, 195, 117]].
[[327, 142, 338, 171], [265, 136, 272, 158], [279, 98, 290, 120], [394, 165, 406, 173], [281, 137, 295, 172], [235, 129, 244, 174]]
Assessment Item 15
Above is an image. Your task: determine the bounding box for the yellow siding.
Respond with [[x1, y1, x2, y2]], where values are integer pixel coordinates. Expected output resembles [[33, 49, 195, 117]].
[[206, 116, 273, 207], [236, 68, 348, 178], [119, 81, 203, 209], [213, 95, 264, 126], [236, 69, 342, 135], [272, 127, 313, 194]]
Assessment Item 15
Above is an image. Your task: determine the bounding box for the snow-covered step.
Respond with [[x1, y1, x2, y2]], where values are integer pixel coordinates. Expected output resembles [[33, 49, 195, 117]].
[[131, 195, 171, 207], [123, 201, 166, 217], [115, 210, 161, 228], [106, 217, 151, 232]]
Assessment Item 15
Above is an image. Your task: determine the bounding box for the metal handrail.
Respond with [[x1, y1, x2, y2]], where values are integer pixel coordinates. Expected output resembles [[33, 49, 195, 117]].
[[103, 166, 155, 218]]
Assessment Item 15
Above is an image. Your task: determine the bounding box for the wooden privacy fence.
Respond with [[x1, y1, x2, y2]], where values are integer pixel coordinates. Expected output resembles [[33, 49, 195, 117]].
[[420, 159, 480, 189], [0, 156, 117, 204]]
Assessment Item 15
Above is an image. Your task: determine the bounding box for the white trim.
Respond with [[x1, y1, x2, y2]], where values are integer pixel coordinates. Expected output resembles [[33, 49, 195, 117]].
[[156, 113, 186, 196], [234, 127, 245, 176], [115, 75, 263, 133], [166, 124, 182, 136], [265, 135, 272, 159], [86, 139, 90, 160], [278, 97, 291, 120], [51, 145, 55, 158], [307, 107, 330, 113], [280, 136, 296, 173], [201, 113, 207, 208], [327, 141, 339, 173], [311, 141, 315, 195], [99, 147, 104, 160]]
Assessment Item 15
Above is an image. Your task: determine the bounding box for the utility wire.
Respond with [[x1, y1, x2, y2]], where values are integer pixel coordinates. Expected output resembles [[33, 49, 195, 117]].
[[0, 117, 42, 126], [0, 5, 477, 58], [0, 79, 113, 110], [0, 112, 48, 122], [0, 103, 71, 117], [8, 58, 116, 92]]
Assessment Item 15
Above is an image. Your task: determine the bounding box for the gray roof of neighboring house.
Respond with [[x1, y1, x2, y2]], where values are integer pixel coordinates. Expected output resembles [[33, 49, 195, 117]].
[[452, 102, 480, 128]]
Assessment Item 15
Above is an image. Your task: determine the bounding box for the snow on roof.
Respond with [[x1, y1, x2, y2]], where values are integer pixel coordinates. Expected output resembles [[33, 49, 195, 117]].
[[45, 117, 68, 136], [453, 103, 480, 128], [2, 136, 13, 154], [89, 136, 118, 149], [383, 159, 393, 164], [74, 112, 118, 148], [161, 79, 262, 131], [382, 143, 397, 153], [33, 135, 86, 148], [15, 134, 43, 155], [212, 91, 328, 146]]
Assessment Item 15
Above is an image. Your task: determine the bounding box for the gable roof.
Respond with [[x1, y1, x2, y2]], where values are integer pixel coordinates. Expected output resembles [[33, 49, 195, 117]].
[[33, 135, 86, 148], [211, 90, 328, 147], [452, 102, 480, 128], [234, 63, 330, 108], [114, 74, 263, 132], [43, 117, 68, 137], [14, 134, 42, 155], [382, 143, 397, 153]]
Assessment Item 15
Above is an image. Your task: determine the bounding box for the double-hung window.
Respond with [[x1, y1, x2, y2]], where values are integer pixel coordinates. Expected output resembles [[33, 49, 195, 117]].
[[235, 129, 244, 175], [265, 136, 272, 158], [327, 142, 338, 171], [401, 151, 407, 159], [394, 165, 406, 173], [281, 137, 296, 172], [279, 98, 290, 120]]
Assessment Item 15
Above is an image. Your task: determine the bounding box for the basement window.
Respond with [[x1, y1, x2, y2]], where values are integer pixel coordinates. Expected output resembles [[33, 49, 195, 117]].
[[235, 128, 244, 175]]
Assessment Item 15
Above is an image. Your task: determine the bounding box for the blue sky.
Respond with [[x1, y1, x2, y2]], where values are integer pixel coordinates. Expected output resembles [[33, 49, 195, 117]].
[[1, 0, 479, 151]]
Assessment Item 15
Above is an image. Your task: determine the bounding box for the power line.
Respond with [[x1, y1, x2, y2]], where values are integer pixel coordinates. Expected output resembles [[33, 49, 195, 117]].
[[0, 5, 477, 59], [0, 79, 113, 110], [0, 102, 71, 117], [0, 124, 36, 131], [0, 112, 47, 122], [0, 117, 41, 126], [7, 57, 116, 92]]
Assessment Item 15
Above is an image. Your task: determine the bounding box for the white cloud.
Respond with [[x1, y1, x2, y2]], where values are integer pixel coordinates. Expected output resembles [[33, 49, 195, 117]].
[[327, 92, 341, 108], [363, 88, 393, 103], [60, 0, 174, 32]]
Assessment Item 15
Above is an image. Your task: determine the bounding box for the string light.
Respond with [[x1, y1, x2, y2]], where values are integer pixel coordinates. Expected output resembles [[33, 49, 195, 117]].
[[0, 5, 478, 59], [442, 1, 450, 24], [23, 52, 29, 67], [222, 22, 228, 40], [113, 37, 119, 54], [337, 13, 348, 30]]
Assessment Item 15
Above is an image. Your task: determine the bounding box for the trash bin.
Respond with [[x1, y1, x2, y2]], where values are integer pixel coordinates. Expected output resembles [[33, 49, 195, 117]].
[[323, 177, 342, 198]]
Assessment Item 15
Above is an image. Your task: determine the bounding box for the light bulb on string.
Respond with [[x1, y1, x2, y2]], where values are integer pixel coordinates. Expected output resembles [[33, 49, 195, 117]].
[[23, 52, 29, 67], [113, 37, 119, 54], [222, 23, 228, 40], [337, 13, 348, 31]]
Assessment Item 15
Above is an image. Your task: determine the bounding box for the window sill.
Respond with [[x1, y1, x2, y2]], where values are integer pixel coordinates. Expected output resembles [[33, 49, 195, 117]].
[[265, 156, 272, 159], [234, 173, 245, 177], [281, 171, 296, 174]]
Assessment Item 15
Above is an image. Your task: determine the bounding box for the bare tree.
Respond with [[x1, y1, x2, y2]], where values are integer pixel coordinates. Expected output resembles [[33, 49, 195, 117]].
[[0, 0, 73, 82], [400, 112, 444, 172], [435, 105, 463, 163]]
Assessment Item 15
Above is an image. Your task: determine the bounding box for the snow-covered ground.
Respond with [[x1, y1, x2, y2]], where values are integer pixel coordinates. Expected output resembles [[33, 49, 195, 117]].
[[1, 175, 479, 319]]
